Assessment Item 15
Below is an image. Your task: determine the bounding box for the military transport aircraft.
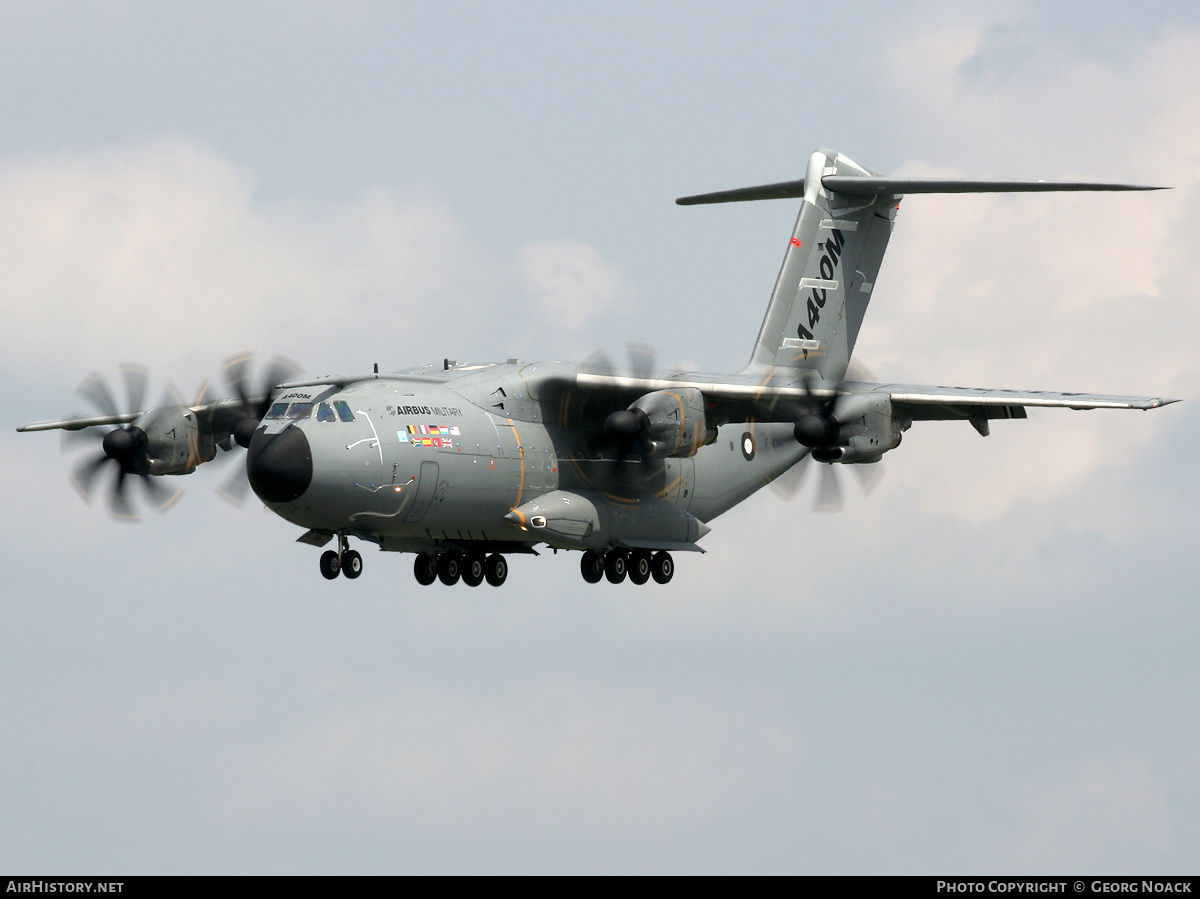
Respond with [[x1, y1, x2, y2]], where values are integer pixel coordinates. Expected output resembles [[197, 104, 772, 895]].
[[17, 150, 1177, 588]]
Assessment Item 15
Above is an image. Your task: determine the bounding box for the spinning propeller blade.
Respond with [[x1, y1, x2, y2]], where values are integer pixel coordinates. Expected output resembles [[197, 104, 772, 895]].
[[211, 351, 302, 505], [759, 362, 886, 513], [62, 367, 186, 522]]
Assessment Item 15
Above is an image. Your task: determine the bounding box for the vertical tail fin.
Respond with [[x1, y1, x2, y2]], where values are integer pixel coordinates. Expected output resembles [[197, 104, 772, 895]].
[[742, 149, 898, 380]]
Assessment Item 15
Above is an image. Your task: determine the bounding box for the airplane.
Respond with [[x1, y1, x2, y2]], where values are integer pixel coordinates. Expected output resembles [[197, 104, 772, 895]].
[[17, 149, 1178, 588]]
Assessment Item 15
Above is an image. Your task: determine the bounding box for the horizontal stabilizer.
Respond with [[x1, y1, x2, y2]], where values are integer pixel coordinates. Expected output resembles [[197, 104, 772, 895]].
[[677, 175, 1166, 205], [821, 176, 1167, 195], [676, 179, 806, 205]]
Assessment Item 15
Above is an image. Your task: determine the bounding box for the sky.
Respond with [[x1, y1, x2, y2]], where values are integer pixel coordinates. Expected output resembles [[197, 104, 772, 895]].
[[2, 0, 1198, 874]]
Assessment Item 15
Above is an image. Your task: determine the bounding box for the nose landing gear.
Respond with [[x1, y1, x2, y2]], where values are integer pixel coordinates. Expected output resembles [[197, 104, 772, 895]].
[[319, 535, 363, 580]]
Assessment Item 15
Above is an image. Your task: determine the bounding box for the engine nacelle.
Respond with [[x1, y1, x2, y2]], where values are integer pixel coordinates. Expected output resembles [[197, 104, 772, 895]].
[[629, 387, 713, 458], [137, 406, 217, 475], [817, 394, 907, 464]]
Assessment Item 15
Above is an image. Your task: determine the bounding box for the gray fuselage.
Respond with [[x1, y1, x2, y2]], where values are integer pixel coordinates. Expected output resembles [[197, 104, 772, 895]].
[[248, 361, 805, 555]]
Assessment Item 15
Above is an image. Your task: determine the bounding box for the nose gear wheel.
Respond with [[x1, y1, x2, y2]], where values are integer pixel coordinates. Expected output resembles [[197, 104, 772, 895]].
[[341, 550, 362, 579], [318, 535, 363, 581], [320, 550, 340, 580]]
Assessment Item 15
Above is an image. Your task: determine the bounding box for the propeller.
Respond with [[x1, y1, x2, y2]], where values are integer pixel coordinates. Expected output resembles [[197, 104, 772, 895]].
[[207, 352, 301, 505], [760, 362, 885, 513], [582, 343, 661, 457], [64, 365, 185, 522], [588, 343, 664, 459], [574, 343, 669, 494]]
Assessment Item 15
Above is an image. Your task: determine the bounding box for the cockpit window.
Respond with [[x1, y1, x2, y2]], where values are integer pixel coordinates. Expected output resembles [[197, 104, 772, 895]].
[[286, 402, 314, 419], [333, 400, 355, 422], [316, 402, 336, 422], [264, 402, 289, 420]]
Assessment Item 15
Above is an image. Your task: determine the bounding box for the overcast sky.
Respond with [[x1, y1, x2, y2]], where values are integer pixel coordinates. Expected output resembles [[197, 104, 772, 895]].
[[2, 0, 1198, 874]]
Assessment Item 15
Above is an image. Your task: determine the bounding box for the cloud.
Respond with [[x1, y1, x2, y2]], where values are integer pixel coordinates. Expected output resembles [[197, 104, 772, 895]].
[[518, 239, 630, 331], [0, 137, 467, 383], [847, 20, 1200, 523], [999, 755, 1171, 871]]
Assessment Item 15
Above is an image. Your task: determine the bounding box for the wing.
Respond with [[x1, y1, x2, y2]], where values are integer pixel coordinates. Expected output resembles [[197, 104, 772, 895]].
[[565, 370, 1176, 424], [17, 396, 265, 434], [860, 383, 1175, 418], [17, 412, 145, 432]]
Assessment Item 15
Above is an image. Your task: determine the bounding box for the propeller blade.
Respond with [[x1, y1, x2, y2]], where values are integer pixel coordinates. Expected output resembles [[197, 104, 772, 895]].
[[813, 463, 843, 513], [71, 454, 111, 504], [77, 372, 120, 419], [192, 377, 221, 409], [849, 461, 885, 497], [844, 358, 877, 383], [579, 349, 616, 375], [263, 355, 302, 386], [108, 468, 139, 522], [768, 452, 812, 500], [222, 352, 255, 413], [120, 363, 149, 414], [627, 342, 656, 379], [60, 425, 106, 452], [215, 466, 253, 507], [138, 474, 184, 513], [259, 355, 302, 417], [222, 352, 302, 419], [210, 352, 301, 503]]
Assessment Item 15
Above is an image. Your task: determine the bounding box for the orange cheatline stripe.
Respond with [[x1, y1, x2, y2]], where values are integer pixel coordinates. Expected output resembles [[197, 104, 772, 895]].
[[655, 475, 682, 498], [506, 418, 525, 508]]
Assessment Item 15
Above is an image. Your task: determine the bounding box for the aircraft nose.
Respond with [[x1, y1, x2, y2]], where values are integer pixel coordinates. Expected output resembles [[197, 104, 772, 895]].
[[247, 424, 313, 504]]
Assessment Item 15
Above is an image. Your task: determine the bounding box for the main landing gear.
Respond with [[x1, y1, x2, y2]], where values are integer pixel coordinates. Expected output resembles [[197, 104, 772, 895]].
[[413, 550, 508, 587], [320, 536, 363, 580], [580, 549, 674, 585]]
